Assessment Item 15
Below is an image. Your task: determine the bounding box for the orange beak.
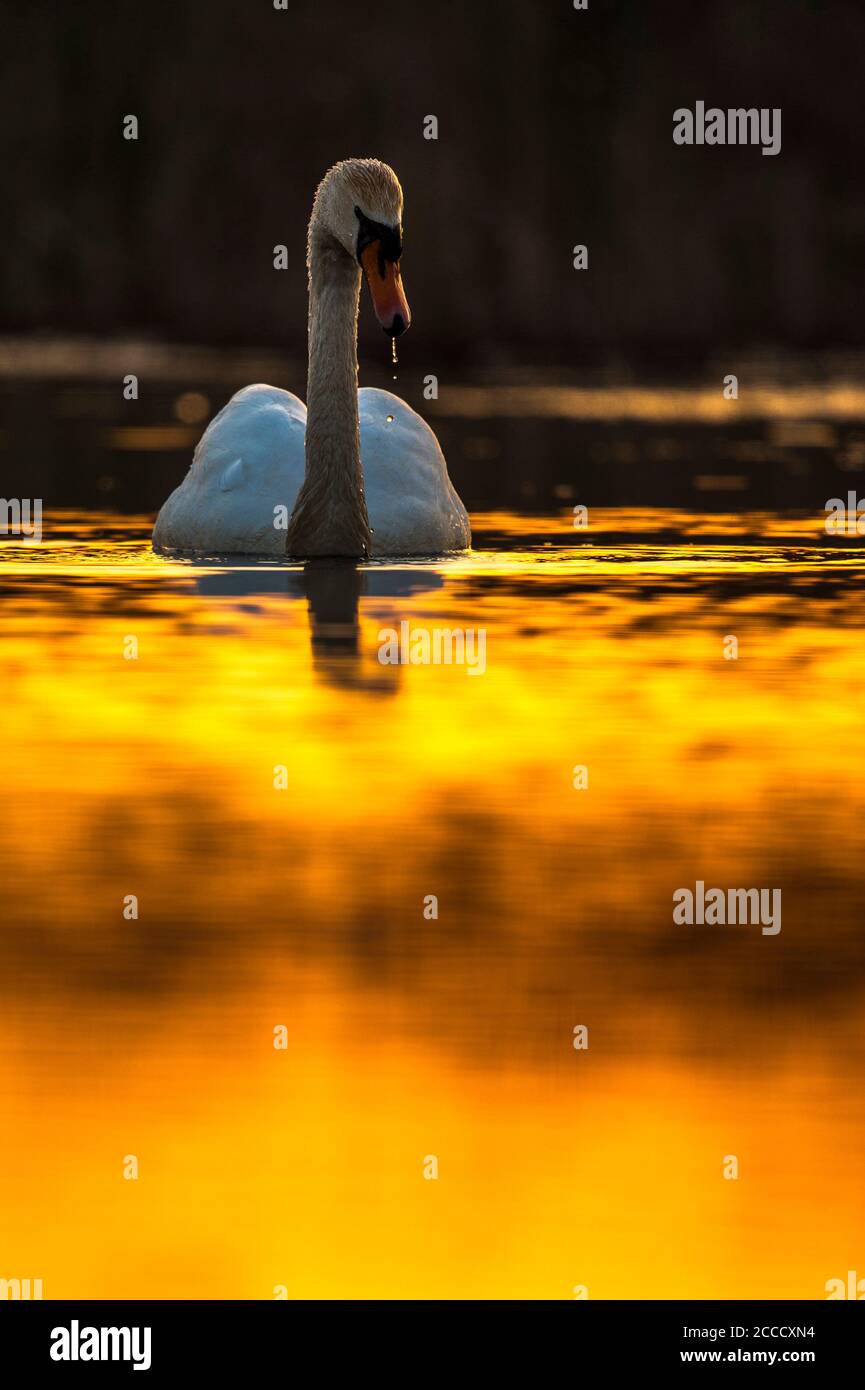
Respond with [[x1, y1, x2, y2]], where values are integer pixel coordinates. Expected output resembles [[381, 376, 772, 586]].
[[360, 241, 411, 337]]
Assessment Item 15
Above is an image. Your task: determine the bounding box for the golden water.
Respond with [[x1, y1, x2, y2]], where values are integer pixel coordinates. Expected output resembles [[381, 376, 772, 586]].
[[1, 509, 863, 1299]]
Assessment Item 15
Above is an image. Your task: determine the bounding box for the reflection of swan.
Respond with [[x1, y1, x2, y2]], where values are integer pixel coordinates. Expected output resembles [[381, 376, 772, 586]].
[[189, 557, 445, 693], [153, 159, 470, 559]]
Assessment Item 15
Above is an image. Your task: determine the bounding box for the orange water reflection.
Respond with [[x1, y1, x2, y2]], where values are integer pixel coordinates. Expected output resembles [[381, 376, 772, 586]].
[[1, 511, 863, 1298]]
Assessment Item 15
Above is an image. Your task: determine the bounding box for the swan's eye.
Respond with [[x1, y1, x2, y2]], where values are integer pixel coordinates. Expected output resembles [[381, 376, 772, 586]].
[[355, 206, 403, 266]]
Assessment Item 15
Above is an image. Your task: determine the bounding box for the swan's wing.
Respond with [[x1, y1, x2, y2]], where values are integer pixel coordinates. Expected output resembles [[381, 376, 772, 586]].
[[153, 384, 307, 555], [358, 387, 471, 556]]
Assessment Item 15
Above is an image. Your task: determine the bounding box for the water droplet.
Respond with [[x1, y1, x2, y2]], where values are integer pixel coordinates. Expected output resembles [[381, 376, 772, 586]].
[[390, 338, 398, 368], [386, 414, 394, 424]]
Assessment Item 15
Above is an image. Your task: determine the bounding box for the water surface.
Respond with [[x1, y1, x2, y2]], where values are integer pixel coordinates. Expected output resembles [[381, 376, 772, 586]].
[[1, 509, 863, 1298]]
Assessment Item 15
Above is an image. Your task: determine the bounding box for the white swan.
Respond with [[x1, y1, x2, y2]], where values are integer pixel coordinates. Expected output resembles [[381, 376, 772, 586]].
[[153, 158, 470, 558]]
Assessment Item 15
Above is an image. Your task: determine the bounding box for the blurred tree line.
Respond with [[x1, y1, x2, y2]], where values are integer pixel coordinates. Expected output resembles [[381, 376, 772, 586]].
[[0, 0, 860, 365]]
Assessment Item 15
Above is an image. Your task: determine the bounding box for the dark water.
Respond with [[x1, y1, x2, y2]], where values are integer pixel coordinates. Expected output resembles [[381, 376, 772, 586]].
[[3, 347, 865, 516]]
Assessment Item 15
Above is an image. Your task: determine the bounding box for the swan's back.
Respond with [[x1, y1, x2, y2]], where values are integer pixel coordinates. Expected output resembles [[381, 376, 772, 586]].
[[153, 384, 305, 555], [152, 383, 470, 556], [359, 388, 471, 555]]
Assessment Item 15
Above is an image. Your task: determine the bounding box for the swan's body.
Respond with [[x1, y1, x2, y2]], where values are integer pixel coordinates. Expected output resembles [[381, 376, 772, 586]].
[[153, 158, 470, 558], [153, 384, 469, 556]]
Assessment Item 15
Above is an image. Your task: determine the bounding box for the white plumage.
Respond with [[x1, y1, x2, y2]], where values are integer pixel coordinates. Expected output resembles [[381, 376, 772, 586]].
[[152, 383, 470, 557]]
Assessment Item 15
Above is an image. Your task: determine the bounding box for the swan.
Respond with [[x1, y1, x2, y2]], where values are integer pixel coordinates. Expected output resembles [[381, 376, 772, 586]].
[[153, 158, 471, 558]]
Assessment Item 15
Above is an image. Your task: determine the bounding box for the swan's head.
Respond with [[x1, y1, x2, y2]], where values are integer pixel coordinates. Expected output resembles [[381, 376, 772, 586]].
[[311, 158, 411, 337]]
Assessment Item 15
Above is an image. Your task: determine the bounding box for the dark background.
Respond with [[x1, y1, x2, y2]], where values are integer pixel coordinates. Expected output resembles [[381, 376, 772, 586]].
[[1, 0, 862, 516], [2, 0, 860, 366]]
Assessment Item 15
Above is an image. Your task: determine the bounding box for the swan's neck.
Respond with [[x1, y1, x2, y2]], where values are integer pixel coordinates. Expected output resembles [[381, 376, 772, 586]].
[[286, 233, 371, 557]]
